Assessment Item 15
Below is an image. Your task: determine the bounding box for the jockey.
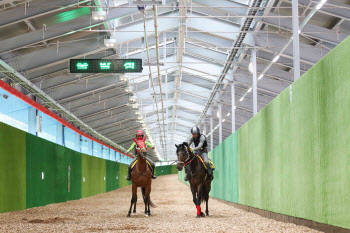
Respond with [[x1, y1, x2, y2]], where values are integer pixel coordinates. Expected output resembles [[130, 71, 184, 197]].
[[185, 126, 213, 181], [126, 129, 157, 180]]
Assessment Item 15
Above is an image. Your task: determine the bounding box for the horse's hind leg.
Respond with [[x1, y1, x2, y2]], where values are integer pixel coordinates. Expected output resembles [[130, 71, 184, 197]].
[[205, 193, 209, 216], [141, 187, 147, 215], [145, 185, 151, 216]]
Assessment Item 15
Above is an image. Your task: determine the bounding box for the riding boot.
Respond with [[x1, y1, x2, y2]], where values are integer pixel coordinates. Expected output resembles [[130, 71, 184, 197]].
[[207, 165, 214, 181], [151, 165, 157, 179], [126, 166, 132, 181]]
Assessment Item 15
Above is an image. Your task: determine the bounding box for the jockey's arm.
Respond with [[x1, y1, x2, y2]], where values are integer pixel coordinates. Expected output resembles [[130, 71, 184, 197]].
[[126, 142, 136, 154], [145, 141, 154, 149], [193, 135, 206, 151]]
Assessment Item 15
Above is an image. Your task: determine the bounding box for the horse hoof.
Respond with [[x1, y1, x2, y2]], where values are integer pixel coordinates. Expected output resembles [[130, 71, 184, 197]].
[[206, 213, 210, 217], [145, 214, 149, 217], [131, 212, 136, 215], [197, 215, 201, 218], [127, 214, 131, 217], [201, 212, 205, 217]]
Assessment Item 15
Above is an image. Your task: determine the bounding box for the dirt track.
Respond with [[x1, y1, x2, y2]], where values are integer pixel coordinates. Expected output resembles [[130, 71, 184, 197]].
[[0, 174, 320, 232]]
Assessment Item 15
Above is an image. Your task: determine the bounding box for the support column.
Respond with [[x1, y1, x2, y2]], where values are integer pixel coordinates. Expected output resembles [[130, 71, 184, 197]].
[[28, 107, 36, 135], [252, 48, 258, 116], [219, 104, 222, 144], [292, 0, 301, 80], [210, 117, 213, 151], [231, 83, 235, 133], [56, 123, 63, 145]]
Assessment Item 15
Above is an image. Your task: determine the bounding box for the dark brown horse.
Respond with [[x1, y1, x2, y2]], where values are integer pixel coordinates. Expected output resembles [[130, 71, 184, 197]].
[[176, 142, 212, 217], [127, 136, 155, 217]]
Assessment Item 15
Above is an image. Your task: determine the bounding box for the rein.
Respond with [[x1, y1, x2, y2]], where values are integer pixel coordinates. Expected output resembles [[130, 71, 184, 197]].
[[178, 146, 199, 176], [136, 147, 152, 176]]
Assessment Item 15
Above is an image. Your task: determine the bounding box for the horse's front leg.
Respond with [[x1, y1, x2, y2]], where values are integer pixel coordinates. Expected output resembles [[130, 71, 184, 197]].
[[128, 184, 137, 217], [196, 184, 205, 218]]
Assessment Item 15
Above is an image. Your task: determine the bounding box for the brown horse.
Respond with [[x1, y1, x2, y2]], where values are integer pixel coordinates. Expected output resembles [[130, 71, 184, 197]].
[[176, 142, 212, 218], [127, 136, 155, 217]]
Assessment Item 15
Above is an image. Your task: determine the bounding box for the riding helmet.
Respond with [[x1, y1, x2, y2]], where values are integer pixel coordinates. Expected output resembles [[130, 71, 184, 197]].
[[136, 130, 144, 137], [190, 126, 200, 135]]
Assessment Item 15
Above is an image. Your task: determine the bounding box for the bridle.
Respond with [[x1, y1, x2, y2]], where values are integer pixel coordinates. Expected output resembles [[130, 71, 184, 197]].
[[136, 147, 152, 176], [177, 145, 196, 166]]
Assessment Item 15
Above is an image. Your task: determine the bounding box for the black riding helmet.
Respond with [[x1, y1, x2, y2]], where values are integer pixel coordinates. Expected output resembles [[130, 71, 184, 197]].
[[191, 126, 200, 135]]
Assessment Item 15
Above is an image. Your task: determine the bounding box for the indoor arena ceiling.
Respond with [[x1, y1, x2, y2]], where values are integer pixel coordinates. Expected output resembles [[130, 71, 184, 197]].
[[0, 0, 349, 161]]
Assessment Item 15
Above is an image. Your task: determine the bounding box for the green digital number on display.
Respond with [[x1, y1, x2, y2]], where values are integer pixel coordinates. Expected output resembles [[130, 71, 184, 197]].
[[100, 62, 111, 70], [124, 62, 135, 70], [77, 62, 88, 69]]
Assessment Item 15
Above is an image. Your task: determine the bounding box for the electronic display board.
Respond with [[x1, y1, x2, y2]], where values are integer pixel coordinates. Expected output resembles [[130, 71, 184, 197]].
[[69, 59, 143, 73]]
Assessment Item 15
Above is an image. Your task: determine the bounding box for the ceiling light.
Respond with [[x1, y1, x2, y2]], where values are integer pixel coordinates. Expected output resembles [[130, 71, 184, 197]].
[[234, 106, 237, 109], [135, 111, 140, 115], [92, 11, 107, 21], [227, 112, 230, 116], [248, 61, 253, 74], [248, 88, 252, 93], [272, 55, 280, 63], [239, 97, 244, 102], [216, 111, 220, 118], [104, 38, 117, 48], [258, 75, 264, 80], [222, 119, 226, 122]]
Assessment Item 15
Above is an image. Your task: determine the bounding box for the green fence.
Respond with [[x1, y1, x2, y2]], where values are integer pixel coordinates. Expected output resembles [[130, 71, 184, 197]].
[[179, 36, 350, 229], [0, 122, 177, 214]]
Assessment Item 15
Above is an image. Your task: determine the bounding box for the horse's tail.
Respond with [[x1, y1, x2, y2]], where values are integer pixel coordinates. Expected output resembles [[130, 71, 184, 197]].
[[142, 187, 157, 208], [149, 199, 157, 208]]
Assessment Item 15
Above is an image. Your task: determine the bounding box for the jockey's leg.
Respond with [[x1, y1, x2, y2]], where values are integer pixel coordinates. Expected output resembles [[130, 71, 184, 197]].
[[146, 157, 157, 179], [126, 157, 137, 181], [202, 152, 213, 181]]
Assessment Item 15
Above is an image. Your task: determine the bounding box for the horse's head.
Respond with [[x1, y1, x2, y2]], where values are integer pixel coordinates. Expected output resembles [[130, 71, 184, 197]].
[[133, 136, 147, 159], [175, 142, 190, 171]]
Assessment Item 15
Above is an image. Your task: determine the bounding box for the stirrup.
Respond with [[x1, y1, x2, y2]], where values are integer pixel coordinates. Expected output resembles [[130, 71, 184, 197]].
[[184, 175, 188, 181], [126, 175, 131, 181], [152, 174, 157, 179]]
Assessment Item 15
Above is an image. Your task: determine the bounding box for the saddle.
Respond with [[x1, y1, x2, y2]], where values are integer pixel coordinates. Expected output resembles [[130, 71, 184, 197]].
[[196, 154, 215, 170], [131, 158, 153, 172]]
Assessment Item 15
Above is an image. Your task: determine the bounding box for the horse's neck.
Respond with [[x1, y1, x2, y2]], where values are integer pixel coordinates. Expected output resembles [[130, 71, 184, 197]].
[[137, 155, 148, 172], [189, 152, 199, 171]]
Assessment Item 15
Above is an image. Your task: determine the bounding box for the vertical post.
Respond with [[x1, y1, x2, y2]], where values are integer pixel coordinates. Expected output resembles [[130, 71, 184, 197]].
[[252, 48, 258, 115], [219, 104, 222, 144], [204, 124, 207, 136], [56, 123, 63, 145], [79, 135, 82, 153], [28, 107, 36, 135], [163, 32, 167, 66], [142, 37, 145, 65], [231, 83, 235, 133], [292, 0, 301, 81], [210, 117, 213, 151]]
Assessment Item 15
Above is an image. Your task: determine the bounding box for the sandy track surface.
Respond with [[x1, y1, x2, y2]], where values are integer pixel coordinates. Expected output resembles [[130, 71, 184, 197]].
[[0, 174, 320, 233]]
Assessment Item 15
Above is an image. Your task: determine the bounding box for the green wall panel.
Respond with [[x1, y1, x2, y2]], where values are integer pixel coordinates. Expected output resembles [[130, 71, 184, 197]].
[[0, 123, 26, 213], [55, 146, 82, 202], [118, 163, 131, 188], [26, 134, 56, 208], [82, 154, 106, 198], [210, 132, 239, 203], [106, 161, 119, 192], [238, 36, 350, 229]]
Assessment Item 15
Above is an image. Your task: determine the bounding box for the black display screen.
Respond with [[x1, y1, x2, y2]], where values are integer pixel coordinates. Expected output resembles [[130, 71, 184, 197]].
[[69, 59, 143, 73]]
